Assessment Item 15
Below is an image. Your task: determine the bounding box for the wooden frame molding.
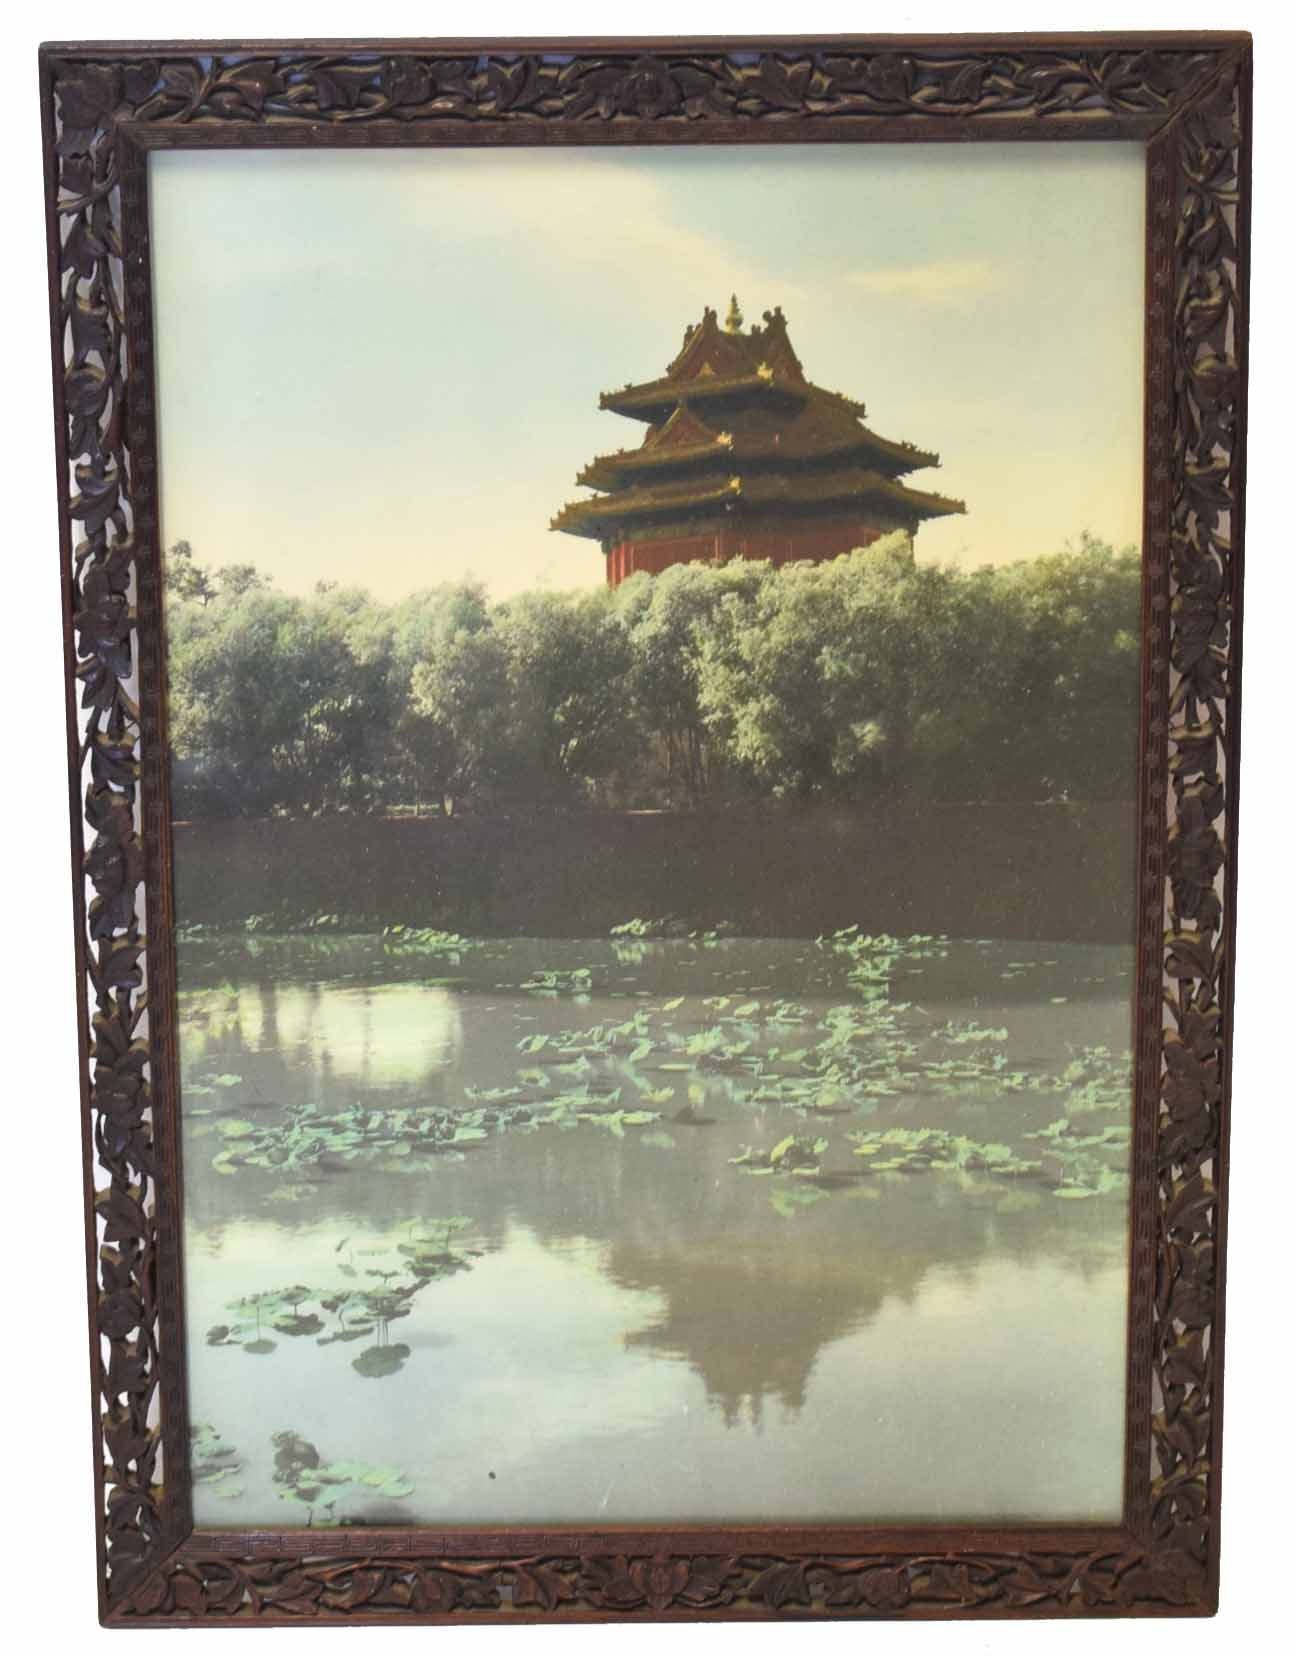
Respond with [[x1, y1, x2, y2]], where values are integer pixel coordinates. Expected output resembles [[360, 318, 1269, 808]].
[[39, 32, 1251, 1624]]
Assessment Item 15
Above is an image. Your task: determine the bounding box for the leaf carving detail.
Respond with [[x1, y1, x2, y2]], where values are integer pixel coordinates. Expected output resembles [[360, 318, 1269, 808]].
[[44, 36, 1245, 1621]]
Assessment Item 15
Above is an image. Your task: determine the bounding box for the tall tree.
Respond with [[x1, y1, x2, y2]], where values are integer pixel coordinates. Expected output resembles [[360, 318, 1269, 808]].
[[694, 537, 962, 799], [401, 589, 513, 814], [164, 539, 218, 606], [613, 559, 765, 805], [496, 589, 636, 802]]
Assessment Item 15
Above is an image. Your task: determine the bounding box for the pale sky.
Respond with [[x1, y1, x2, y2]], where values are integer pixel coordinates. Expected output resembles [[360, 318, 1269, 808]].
[[150, 142, 1145, 601]]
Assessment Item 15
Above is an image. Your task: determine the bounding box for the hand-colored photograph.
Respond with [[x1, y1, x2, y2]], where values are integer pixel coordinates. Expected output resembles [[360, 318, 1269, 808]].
[[152, 141, 1144, 1528]]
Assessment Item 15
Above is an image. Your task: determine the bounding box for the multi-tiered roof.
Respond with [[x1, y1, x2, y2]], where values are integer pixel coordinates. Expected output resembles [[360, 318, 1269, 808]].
[[550, 299, 965, 559]]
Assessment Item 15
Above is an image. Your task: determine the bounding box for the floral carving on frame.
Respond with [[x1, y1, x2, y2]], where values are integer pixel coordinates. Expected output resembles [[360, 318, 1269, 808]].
[[40, 35, 1249, 1625]]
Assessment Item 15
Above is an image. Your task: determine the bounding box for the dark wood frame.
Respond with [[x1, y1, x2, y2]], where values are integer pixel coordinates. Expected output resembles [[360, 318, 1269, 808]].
[[39, 32, 1251, 1625]]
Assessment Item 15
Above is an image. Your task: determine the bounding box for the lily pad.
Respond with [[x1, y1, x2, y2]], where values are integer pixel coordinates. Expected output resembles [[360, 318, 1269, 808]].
[[352, 1343, 411, 1379], [273, 1313, 325, 1338]]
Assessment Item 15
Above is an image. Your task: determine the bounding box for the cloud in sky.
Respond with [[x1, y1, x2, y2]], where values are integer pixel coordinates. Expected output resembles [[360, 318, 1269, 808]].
[[172, 149, 806, 334], [844, 257, 998, 305], [409, 152, 811, 329]]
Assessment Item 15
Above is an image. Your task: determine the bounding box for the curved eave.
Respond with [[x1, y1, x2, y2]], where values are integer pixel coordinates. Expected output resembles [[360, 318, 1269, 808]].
[[884, 481, 967, 519], [599, 373, 813, 421], [577, 431, 941, 491], [551, 471, 966, 540], [552, 477, 742, 538], [576, 442, 732, 491], [853, 426, 940, 475]]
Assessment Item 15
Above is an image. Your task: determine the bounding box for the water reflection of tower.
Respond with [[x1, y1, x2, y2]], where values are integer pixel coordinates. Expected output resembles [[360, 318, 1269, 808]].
[[613, 1222, 933, 1427], [533, 1125, 921, 1425], [592, 1131, 1123, 1429], [620, 1241, 860, 1426]]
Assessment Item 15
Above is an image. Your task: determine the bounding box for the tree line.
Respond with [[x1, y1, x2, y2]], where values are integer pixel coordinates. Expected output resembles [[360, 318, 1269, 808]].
[[164, 533, 1141, 819]]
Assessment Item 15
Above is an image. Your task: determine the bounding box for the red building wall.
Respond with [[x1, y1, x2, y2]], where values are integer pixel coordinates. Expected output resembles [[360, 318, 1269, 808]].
[[605, 521, 885, 588]]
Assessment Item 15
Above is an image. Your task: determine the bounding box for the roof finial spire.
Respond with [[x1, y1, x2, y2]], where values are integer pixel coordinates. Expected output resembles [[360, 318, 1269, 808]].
[[724, 294, 744, 334]]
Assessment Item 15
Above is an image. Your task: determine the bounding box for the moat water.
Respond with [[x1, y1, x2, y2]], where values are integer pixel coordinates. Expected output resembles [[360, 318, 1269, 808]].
[[178, 932, 1131, 1527]]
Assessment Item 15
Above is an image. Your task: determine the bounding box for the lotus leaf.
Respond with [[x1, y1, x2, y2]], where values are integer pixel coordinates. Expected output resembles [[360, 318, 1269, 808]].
[[273, 1312, 325, 1338], [352, 1343, 411, 1379]]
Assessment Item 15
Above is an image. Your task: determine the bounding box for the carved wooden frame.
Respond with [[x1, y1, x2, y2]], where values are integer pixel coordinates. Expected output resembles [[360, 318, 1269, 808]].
[[39, 32, 1251, 1625]]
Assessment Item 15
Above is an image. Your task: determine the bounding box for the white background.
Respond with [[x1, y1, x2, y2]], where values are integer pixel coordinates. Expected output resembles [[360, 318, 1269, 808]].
[[3, 2, 1289, 1649]]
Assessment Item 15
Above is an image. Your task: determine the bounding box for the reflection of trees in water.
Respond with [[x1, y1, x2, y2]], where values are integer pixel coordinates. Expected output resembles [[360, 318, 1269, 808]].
[[257, 975, 281, 1053], [179, 977, 461, 1125]]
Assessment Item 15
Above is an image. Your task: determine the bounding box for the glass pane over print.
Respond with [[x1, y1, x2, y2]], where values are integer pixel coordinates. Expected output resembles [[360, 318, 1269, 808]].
[[152, 141, 1144, 1527]]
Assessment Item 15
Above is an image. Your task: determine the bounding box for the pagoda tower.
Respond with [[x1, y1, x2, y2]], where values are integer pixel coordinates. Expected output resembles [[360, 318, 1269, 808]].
[[550, 301, 965, 588], [546, 301, 960, 586]]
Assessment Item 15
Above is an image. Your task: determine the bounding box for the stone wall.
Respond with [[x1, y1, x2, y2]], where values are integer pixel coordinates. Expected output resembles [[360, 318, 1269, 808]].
[[172, 800, 1138, 945]]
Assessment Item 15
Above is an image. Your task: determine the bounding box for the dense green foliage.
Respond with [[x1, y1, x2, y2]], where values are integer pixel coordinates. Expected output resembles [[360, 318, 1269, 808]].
[[166, 534, 1140, 818]]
